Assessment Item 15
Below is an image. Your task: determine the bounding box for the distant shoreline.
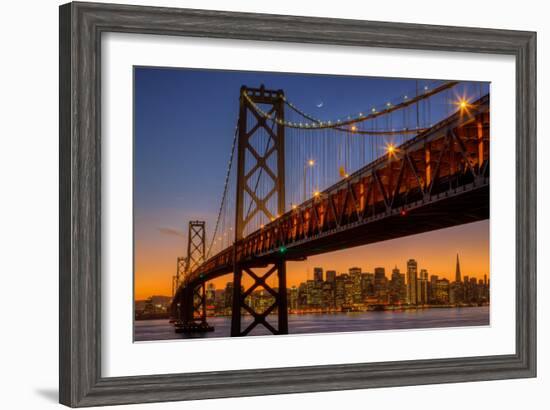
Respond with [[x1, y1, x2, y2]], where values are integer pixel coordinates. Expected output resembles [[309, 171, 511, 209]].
[[135, 303, 489, 321]]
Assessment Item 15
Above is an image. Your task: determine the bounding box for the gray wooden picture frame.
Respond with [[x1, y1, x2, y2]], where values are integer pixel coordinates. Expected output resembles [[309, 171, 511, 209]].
[[59, 1, 537, 407]]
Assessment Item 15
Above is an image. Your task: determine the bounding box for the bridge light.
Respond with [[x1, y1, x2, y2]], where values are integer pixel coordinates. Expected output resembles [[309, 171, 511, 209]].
[[313, 191, 320, 198], [351, 125, 357, 132], [386, 143, 396, 155], [292, 204, 297, 210], [371, 108, 376, 113], [454, 97, 472, 114], [260, 224, 264, 229], [400, 209, 407, 216], [279, 246, 288, 254], [457, 98, 469, 110], [308, 159, 315, 166]]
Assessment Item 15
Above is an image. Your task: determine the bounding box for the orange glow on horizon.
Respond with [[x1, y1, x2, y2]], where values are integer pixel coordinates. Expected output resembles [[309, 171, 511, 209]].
[[134, 220, 490, 301]]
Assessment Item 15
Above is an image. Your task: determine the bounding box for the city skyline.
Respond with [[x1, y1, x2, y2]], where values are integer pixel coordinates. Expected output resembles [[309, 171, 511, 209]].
[[137, 251, 489, 321], [136, 220, 489, 300]]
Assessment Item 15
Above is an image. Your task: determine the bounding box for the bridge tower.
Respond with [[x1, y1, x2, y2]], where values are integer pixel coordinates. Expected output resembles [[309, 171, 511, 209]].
[[231, 85, 288, 337], [170, 256, 187, 322], [186, 221, 208, 325], [175, 220, 213, 332], [172, 256, 186, 297]]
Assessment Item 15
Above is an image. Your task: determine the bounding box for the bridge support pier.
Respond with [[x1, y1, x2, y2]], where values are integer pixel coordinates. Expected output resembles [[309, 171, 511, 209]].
[[231, 259, 288, 337], [175, 284, 214, 333], [172, 220, 215, 334]]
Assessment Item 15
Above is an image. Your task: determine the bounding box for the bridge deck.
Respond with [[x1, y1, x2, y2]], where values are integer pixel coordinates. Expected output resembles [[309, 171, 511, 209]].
[[180, 95, 490, 289]]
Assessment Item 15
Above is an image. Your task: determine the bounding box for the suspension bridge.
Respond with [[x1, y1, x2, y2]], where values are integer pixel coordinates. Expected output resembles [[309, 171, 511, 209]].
[[170, 80, 490, 337]]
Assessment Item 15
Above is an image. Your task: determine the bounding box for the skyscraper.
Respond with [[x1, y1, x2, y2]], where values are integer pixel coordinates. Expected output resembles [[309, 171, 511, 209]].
[[326, 270, 337, 283], [450, 281, 463, 304], [463, 275, 470, 302], [361, 272, 375, 299], [349, 267, 363, 304], [455, 253, 462, 283], [417, 269, 429, 304], [306, 280, 317, 307], [406, 259, 418, 305], [206, 283, 216, 306], [390, 266, 406, 304], [374, 267, 388, 303], [429, 274, 439, 303], [335, 274, 346, 309], [322, 281, 335, 309], [298, 282, 308, 309], [434, 278, 450, 304], [343, 275, 354, 306], [289, 286, 298, 310], [313, 267, 324, 283]]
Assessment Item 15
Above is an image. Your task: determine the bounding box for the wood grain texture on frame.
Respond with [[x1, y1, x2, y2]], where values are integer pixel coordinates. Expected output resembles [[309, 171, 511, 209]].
[[59, 1, 536, 407]]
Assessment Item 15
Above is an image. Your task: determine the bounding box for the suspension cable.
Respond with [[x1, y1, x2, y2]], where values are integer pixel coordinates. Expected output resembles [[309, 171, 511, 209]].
[[244, 80, 459, 130], [206, 123, 238, 258]]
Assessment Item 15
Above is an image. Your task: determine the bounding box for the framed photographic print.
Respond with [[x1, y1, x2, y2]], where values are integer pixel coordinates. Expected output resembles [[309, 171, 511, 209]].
[[59, 1, 536, 407]]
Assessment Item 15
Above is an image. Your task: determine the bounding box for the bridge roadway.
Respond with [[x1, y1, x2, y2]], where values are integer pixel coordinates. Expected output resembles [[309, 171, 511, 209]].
[[178, 94, 490, 291]]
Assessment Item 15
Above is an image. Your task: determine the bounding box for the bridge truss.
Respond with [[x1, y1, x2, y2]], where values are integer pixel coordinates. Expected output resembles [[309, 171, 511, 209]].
[[232, 86, 289, 336]]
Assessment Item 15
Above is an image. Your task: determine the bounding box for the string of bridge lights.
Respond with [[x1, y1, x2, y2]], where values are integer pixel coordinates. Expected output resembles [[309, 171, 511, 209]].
[[242, 80, 460, 131], [283, 95, 427, 136]]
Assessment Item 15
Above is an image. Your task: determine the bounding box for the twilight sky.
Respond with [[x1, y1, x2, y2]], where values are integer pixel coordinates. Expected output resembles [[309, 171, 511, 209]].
[[134, 66, 490, 300]]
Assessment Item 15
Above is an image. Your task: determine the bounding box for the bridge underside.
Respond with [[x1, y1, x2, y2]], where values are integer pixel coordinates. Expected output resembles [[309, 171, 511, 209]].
[[283, 182, 489, 259]]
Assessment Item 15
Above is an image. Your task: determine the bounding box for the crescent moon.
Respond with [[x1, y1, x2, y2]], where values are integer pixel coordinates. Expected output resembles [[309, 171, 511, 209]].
[[316, 102, 324, 108]]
